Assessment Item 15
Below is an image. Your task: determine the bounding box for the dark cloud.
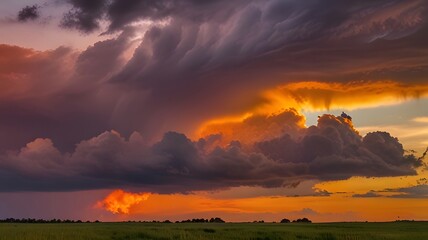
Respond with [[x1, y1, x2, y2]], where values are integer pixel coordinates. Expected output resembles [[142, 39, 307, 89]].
[[17, 5, 40, 22], [285, 189, 331, 198], [0, 113, 423, 193], [386, 184, 428, 198], [417, 178, 428, 185], [352, 184, 428, 198], [61, 0, 107, 32], [59, 0, 241, 32], [257, 114, 423, 180], [352, 191, 383, 198]]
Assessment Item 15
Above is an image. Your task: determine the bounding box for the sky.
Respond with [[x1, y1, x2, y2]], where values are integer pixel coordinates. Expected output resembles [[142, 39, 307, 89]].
[[0, 0, 427, 223]]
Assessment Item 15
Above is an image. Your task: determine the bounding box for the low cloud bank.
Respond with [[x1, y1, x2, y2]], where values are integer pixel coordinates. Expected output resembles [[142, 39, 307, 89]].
[[0, 112, 423, 193]]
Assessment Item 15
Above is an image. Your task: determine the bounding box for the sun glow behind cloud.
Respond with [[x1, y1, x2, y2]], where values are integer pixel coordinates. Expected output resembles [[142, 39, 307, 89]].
[[263, 81, 428, 111], [96, 190, 151, 214], [198, 80, 428, 140]]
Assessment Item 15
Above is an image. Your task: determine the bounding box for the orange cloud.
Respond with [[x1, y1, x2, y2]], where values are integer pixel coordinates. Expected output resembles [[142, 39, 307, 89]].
[[413, 117, 428, 123], [198, 80, 428, 141], [0, 44, 77, 100], [263, 80, 428, 111], [97, 190, 150, 214], [200, 108, 306, 145]]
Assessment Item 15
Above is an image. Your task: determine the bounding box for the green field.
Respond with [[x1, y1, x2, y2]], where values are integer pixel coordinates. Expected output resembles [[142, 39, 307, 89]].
[[1, 222, 427, 240]]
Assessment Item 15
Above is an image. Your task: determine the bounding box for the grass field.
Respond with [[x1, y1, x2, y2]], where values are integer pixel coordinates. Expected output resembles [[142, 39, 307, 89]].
[[1, 222, 427, 240]]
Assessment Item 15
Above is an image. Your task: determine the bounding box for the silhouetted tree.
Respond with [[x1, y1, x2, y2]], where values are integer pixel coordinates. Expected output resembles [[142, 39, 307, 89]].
[[280, 218, 290, 223], [292, 218, 312, 223], [209, 217, 225, 223]]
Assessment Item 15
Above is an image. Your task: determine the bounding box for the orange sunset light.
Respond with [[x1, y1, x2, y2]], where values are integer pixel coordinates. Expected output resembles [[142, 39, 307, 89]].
[[96, 190, 151, 214], [1, 0, 428, 232]]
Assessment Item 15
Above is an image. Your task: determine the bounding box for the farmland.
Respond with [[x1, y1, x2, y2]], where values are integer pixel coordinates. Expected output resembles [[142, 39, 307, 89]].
[[1, 221, 427, 240]]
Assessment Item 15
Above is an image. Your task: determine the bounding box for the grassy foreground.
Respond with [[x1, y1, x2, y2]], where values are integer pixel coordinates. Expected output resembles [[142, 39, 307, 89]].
[[1, 222, 427, 240]]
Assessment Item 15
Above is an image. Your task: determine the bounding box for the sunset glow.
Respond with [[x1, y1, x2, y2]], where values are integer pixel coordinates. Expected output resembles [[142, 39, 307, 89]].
[[0, 0, 427, 223], [96, 190, 151, 214]]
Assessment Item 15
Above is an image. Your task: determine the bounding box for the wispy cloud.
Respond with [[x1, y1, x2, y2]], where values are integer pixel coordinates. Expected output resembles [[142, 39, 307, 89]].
[[413, 117, 428, 123]]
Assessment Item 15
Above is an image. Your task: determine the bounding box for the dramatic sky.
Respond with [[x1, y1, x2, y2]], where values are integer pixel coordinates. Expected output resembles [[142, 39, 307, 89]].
[[0, 0, 428, 222]]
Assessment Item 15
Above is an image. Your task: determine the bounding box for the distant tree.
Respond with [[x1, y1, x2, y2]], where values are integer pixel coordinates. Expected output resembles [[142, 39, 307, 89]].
[[163, 220, 172, 223], [191, 218, 207, 223], [253, 220, 264, 223], [280, 218, 290, 223], [209, 217, 225, 223], [292, 218, 312, 223]]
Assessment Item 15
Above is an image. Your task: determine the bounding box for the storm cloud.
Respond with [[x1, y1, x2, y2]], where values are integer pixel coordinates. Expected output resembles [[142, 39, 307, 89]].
[[60, 0, 428, 140], [1, 1, 427, 193], [3, 0, 428, 149], [0, 113, 423, 193]]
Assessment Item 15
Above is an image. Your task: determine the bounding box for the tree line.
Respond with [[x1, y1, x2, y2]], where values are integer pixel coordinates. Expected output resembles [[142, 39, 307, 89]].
[[0, 218, 226, 224], [280, 218, 312, 223], [0, 218, 100, 223], [0, 217, 311, 224]]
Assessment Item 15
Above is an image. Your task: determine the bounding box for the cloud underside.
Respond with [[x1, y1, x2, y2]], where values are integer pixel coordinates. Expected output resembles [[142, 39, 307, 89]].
[[0, 112, 423, 193]]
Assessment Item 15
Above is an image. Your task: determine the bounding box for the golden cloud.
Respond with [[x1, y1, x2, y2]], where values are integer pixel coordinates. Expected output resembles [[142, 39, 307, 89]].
[[198, 80, 428, 141], [97, 190, 150, 214]]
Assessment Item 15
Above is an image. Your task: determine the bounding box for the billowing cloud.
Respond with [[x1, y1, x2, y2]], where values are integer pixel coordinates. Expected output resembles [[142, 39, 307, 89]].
[[96, 189, 150, 214], [200, 108, 306, 145], [0, 112, 423, 193]]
